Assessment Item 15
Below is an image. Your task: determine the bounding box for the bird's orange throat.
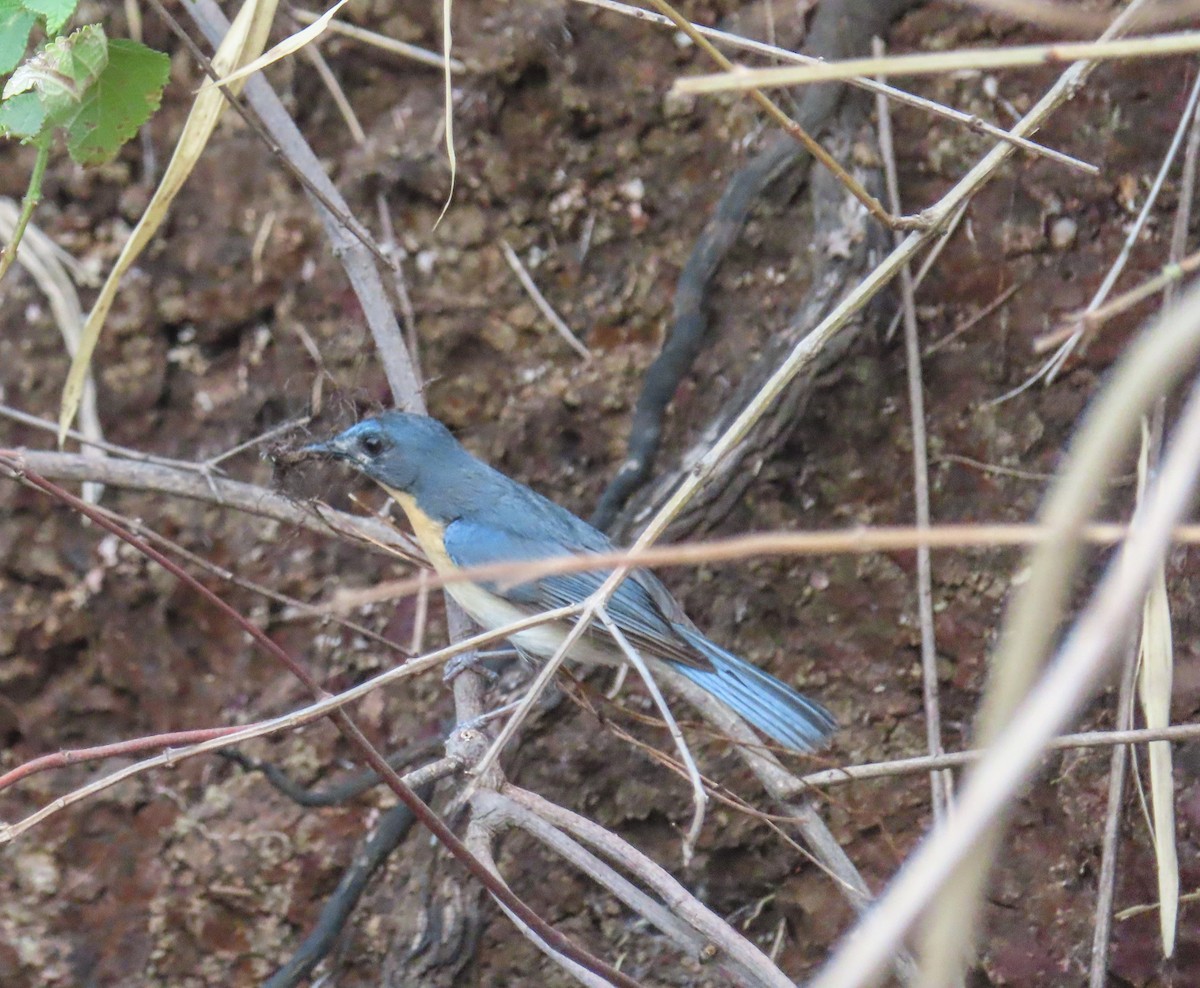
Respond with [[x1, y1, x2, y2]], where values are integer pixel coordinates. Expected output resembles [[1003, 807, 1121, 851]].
[[380, 485, 456, 573]]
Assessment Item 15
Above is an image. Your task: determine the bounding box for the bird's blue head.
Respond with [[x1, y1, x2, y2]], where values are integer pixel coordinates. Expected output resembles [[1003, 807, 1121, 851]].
[[303, 412, 461, 494]]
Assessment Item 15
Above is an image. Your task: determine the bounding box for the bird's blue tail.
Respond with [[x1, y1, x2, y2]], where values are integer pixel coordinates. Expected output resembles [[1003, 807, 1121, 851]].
[[668, 625, 837, 753]]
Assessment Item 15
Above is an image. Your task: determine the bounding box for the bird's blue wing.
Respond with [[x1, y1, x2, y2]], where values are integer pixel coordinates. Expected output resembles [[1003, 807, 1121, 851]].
[[442, 517, 700, 666], [443, 516, 837, 752]]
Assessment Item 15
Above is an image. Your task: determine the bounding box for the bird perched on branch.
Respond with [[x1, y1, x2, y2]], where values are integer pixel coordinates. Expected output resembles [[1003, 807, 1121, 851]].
[[304, 412, 836, 752]]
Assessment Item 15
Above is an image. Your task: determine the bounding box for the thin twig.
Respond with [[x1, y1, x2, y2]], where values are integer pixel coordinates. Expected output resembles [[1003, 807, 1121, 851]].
[[499, 239, 591, 359], [944, 455, 1137, 490], [644, 0, 919, 231], [596, 606, 707, 865], [573, 0, 1096, 174], [182, 0, 424, 407], [1088, 640, 1139, 988], [1166, 63, 1200, 311], [0, 402, 237, 476], [0, 725, 249, 792], [206, 416, 312, 467], [147, 0, 395, 271], [1039, 66, 1200, 381], [503, 785, 797, 988], [0, 459, 641, 988], [649, 665, 920, 985], [325, 519, 1200, 613], [1036, 249, 1200, 352], [1115, 887, 1200, 921], [299, 38, 366, 143], [376, 191, 423, 383], [289, 5, 466, 71], [463, 812, 614, 988], [469, 595, 605, 780], [15, 446, 1200, 591], [875, 35, 951, 823], [676, 31, 1200, 94], [102, 504, 413, 655], [473, 792, 719, 976], [0, 610, 578, 840], [5, 448, 423, 559], [925, 281, 1023, 357], [795, 720, 1200, 789], [11, 674, 1200, 830], [813, 266, 1200, 988], [884, 202, 970, 342]]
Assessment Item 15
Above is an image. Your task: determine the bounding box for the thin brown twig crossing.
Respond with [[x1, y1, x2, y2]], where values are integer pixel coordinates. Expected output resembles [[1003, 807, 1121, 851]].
[[874, 35, 952, 825], [574, 0, 1097, 174], [646, 0, 922, 230], [0, 456, 645, 988]]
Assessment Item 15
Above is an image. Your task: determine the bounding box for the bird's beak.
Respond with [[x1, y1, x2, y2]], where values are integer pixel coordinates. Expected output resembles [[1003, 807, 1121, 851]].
[[301, 438, 344, 459]]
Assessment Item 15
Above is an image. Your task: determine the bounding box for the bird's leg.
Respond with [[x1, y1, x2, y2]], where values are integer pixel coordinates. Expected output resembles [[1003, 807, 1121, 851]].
[[442, 647, 519, 683]]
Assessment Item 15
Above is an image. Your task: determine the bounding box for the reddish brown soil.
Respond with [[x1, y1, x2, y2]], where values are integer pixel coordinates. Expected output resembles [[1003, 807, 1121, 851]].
[[2, 2, 1199, 985]]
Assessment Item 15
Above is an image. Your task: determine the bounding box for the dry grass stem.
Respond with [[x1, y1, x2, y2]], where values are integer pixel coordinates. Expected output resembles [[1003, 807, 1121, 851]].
[[643, 0, 908, 229], [300, 39, 366, 143], [574, 0, 1096, 174], [813, 269, 1200, 988], [59, 0, 281, 442], [326, 520, 1200, 612], [202, 0, 350, 92], [1089, 644, 1139, 988], [875, 36, 952, 823], [0, 206, 105, 503], [675, 31, 1200, 94], [955, 0, 1200, 33], [289, 5, 466, 70], [1135, 413, 1180, 964]]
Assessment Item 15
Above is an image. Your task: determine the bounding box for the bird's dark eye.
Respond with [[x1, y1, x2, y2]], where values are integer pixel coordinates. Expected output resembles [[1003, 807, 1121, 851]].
[[359, 433, 385, 456]]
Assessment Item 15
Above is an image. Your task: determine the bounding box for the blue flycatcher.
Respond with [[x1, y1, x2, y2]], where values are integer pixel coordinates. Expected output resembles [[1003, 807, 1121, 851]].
[[305, 412, 836, 752]]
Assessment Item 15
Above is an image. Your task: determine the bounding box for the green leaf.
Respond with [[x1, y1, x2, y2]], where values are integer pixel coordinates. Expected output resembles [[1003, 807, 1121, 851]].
[[0, 88, 45, 136], [17, 0, 76, 37], [0, 0, 37, 75], [3, 23, 107, 121], [62, 38, 168, 165]]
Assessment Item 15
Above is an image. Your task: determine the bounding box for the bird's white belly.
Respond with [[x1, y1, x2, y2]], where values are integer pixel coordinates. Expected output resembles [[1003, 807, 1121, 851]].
[[445, 578, 616, 666]]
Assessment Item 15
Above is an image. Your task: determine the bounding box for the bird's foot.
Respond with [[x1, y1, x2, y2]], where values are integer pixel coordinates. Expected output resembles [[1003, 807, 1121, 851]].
[[443, 650, 500, 683]]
